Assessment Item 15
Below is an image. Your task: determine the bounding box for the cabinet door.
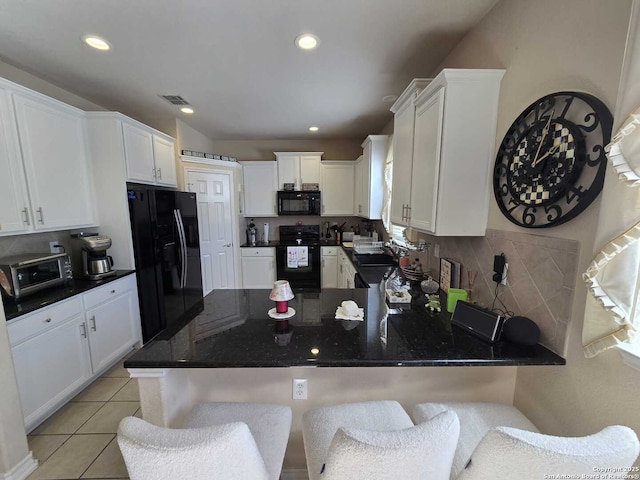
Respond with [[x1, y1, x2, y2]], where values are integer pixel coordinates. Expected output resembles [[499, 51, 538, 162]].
[[11, 315, 92, 431], [410, 87, 445, 233], [320, 163, 355, 216], [390, 100, 416, 226], [241, 257, 275, 289], [322, 254, 338, 288], [13, 93, 94, 230], [354, 156, 364, 216], [299, 155, 321, 186], [153, 135, 177, 187], [123, 122, 156, 184], [277, 155, 299, 189], [359, 151, 372, 218], [0, 89, 30, 234], [85, 289, 139, 373], [243, 162, 278, 216]]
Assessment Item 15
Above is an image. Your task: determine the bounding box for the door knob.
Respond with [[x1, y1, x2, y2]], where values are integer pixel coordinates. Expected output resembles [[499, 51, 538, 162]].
[[223, 243, 232, 247]]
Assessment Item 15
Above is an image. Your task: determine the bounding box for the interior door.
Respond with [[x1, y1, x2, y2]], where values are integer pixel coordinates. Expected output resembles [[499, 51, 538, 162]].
[[186, 170, 236, 293]]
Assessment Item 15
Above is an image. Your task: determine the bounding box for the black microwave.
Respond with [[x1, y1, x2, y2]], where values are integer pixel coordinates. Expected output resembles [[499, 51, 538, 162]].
[[277, 191, 321, 216]]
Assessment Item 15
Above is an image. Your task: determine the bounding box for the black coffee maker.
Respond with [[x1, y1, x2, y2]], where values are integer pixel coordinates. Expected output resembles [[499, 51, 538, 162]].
[[81, 235, 116, 280]]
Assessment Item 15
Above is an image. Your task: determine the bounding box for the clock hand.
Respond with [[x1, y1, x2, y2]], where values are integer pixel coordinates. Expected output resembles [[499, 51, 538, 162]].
[[531, 113, 554, 167], [532, 143, 560, 167]]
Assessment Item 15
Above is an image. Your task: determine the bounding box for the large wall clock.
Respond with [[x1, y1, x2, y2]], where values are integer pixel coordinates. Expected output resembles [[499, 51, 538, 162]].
[[493, 91, 613, 228]]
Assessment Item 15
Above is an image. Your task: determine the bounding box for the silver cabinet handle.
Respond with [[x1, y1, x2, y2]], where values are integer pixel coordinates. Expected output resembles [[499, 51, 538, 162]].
[[406, 205, 411, 221], [22, 208, 30, 225], [152, 167, 157, 179], [44, 317, 51, 323], [157, 167, 162, 179], [80, 322, 87, 338], [90, 315, 96, 331], [401, 204, 406, 221], [36, 207, 44, 224]]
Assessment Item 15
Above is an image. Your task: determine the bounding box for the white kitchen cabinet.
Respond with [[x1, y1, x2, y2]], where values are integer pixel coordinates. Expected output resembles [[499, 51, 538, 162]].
[[354, 136, 389, 219], [275, 152, 322, 190], [83, 275, 141, 373], [390, 79, 431, 226], [390, 69, 505, 236], [2, 84, 96, 233], [337, 248, 357, 288], [7, 274, 142, 432], [0, 87, 30, 234], [122, 121, 177, 187], [241, 161, 278, 217], [320, 162, 355, 216], [241, 248, 276, 288], [86, 113, 179, 269], [322, 246, 338, 288]]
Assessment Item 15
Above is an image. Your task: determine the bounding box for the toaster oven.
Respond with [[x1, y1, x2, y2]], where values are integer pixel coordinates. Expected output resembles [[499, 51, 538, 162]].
[[0, 253, 73, 300]]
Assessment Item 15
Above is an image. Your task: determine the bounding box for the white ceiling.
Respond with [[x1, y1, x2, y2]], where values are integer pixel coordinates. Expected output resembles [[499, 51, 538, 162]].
[[0, 0, 499, 140]]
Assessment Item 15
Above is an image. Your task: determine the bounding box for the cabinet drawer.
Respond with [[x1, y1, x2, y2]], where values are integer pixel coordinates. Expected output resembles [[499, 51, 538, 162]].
[[241, 248, 275, 257], [83, 275, 136, 310], [322, 247, 338, 256], [7, 296, 83, 346]]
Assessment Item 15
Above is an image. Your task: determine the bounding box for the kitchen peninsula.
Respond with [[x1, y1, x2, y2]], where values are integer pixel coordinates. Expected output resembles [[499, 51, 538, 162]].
[[125, 285, 564, 432]]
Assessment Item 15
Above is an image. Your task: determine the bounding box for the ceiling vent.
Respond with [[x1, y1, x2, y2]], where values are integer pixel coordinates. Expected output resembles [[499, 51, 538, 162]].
[[160, 95, 190, 106]]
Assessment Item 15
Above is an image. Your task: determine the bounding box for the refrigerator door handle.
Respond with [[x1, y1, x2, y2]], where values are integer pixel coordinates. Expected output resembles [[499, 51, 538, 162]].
[[174, 209, 188, 288]]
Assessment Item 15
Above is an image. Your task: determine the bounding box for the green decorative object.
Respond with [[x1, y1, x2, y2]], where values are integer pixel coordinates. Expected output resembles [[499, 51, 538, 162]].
[[425, 294, 441, 313], [446, 288, 468, 313]]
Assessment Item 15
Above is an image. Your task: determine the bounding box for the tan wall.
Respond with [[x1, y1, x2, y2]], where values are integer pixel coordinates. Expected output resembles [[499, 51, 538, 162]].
[[185, 366, 517, 470], [433, 0, 639, 442]]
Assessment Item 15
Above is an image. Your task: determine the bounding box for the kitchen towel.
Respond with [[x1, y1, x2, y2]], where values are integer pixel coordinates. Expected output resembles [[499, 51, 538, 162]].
[[287, 247, 309, 268]]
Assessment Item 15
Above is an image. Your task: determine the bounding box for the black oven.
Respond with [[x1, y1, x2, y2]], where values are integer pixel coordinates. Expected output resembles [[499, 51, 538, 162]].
[[277, 191, 321, 216], [276, 225, 321, 289]]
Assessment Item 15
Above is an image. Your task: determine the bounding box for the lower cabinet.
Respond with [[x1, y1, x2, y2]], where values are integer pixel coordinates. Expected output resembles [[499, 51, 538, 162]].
[[322, 247, 338, 288], [7, 274, 141, 432], [337, 249, 357, 288], [241, 248, 276, 288], [83, 275, 141, 373]]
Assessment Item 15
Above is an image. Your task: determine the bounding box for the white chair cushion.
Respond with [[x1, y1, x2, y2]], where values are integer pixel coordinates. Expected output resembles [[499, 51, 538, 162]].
[[302, 400, 415, 480], [457, 425, 640, 480], [117, 416, 269, 480], [320, 410, 460, 480], [413, 401, 538, 479], [182, 402, 292, 480]]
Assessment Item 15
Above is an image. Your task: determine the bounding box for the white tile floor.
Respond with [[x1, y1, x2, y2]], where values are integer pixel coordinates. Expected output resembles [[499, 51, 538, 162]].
[[27, 356, 138, 480]]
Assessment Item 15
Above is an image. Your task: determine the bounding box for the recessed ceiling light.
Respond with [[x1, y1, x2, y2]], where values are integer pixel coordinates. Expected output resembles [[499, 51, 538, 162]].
[[309, 126, 319, 132], [382, 95, 398, 103], [82, 35, 111, 51], [296, 34, 320, 50], [181, 107, 194, 114]]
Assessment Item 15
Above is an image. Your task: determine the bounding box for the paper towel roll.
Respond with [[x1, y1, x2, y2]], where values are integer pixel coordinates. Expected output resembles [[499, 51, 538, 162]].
[[263, 223, 269, 242]]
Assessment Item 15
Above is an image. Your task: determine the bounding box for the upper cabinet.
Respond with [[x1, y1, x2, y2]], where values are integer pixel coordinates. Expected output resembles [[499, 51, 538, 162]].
[[241, 161, 278, 217], [390, 69, 505, 236], [85, 112, 178, 269], [122, 121, 177, 187], [275, 152, 322, 190], [0, 80, 96, 235], [320, 161, 355, 216], [354, 135, 389, 219]]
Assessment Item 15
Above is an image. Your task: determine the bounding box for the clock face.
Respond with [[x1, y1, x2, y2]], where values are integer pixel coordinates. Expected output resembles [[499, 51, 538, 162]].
[[494, 92, 613, 228]]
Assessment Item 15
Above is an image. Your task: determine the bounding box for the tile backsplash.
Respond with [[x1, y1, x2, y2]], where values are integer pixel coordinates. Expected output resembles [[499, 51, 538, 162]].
[[403, 229, 578, 355]]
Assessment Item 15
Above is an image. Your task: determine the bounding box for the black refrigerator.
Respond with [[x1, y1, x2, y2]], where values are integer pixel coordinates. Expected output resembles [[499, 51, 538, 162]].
[[127, 184, 203, 343]]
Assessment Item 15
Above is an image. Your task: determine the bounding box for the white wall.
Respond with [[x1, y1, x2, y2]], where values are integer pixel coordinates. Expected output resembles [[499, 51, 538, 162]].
[[433, 0, 640, 443]]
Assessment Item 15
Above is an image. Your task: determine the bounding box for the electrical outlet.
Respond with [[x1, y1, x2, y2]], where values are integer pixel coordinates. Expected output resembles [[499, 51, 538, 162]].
[[49, 241, 61, 254], [501, 263, 508, 285], [293, 378, 308, 400]]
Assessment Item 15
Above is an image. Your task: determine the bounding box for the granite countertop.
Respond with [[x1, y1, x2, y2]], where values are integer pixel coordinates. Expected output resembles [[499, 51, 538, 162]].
[[3, 270, 136, 321], [124, 286, 566, 369]]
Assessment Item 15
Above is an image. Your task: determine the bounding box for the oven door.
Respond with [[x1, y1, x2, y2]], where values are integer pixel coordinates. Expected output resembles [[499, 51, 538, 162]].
[[275, 244, 321, 289]]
